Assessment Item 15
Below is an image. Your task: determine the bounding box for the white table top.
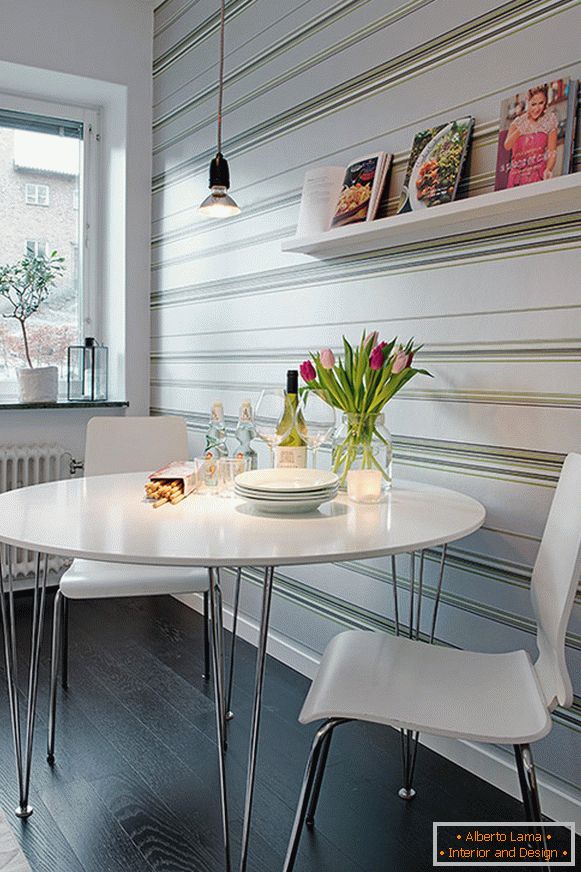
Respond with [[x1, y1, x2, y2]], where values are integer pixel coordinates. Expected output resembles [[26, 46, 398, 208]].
[[0, 472, 485, 567]]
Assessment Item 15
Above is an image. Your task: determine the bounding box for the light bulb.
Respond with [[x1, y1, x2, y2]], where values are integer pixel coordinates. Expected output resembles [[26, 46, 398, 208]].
[[199, 185, 240, 218]]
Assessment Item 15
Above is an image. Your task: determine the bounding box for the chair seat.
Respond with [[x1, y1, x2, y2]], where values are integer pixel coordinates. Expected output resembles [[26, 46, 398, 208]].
[[60, 559, 209, 599], [299, 631, 552, 745]]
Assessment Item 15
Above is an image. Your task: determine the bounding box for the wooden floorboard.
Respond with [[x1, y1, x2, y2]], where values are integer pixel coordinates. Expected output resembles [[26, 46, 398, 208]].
[[0, 591, 576, 872]]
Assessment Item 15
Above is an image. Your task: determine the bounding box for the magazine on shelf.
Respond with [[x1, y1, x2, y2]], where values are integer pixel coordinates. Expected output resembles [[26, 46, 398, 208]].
[[331, 153, 391, 227], [494, 78, 578, 191], [296, 166, 345, 236], [397, 117, 474, 213]]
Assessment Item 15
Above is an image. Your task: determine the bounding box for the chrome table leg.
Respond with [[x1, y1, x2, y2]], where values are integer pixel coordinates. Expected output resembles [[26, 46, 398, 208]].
[[208, 568, 231, 872], [202, 591, 210, 680], [392, 545, 448, 800], [225, 567, 242, 721], [47, 589, 64, 764], [0, 546, 49, 817], [239, 565, 275, 872]]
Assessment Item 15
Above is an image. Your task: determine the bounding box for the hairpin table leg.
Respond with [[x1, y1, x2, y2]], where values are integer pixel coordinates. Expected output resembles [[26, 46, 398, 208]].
[[0, 546, 49, 817], [391, 545, 448, 800]]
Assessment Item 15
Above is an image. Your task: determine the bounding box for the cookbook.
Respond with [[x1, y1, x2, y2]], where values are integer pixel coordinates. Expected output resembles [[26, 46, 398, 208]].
[[398, 117, 474, 213], [494, 78, 578, 190], [331, 152, 392, 226]]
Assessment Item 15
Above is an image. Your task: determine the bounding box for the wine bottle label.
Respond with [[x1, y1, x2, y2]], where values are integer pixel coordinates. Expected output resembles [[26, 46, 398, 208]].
[[274, 446, 308, 469]]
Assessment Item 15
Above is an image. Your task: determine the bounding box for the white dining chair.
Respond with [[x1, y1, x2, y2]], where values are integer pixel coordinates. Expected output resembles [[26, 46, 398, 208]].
[[283, 452, 581, 871], [47, 415, 241, 762]]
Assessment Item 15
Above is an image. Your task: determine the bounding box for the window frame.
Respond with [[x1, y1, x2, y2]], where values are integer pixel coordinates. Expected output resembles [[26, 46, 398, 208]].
[[24, 182, 50, 206], [0, 91, 100, 395]]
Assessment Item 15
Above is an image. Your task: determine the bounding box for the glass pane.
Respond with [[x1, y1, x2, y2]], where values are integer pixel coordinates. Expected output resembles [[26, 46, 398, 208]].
[[0, 119, 83, 380]]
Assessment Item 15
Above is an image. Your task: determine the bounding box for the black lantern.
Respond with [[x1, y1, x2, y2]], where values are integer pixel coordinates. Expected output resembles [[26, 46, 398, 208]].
[[67, 338, 108, 402]]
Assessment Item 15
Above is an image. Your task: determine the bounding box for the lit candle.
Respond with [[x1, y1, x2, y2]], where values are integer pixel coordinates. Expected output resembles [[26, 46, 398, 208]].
[[347, 469, 383, 503]]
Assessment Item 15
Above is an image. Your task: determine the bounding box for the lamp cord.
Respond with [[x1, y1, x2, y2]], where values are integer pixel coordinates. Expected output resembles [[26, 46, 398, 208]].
[[217, 0, 225, 155]]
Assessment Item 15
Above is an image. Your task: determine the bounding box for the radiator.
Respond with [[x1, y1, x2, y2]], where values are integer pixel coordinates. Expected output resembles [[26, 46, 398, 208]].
[[0, 444, 72, 578]]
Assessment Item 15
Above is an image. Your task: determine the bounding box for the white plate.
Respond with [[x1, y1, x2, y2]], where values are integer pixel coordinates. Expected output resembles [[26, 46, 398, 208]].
[[238, 493, 337, 513], [235, 486, 338, 503], [236, 484, 339, 498], [235, 468, 338, 493]]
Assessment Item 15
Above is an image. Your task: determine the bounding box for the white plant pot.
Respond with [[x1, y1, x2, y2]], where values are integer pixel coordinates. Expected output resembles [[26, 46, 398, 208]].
[[16, 366, 59, 403]]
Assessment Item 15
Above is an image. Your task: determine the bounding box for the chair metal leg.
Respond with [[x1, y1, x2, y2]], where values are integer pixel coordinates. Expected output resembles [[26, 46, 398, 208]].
[[208, 568, 231, 872], [305, 726, 334, 828], [282, 719, 347, 872], [225, 567, 242, 721], [399, 728, 419, 800], [47, 589, 64, 765], [202, 590, 210, 680], [0, 547, 48, 818], [239, 565, 275, 872], [514, 744, 542, 821], [61, 595, 69, 690]]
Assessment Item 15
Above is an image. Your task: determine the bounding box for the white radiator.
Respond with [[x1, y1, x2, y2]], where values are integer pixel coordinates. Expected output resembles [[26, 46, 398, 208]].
[[0, 444, 72, 578]]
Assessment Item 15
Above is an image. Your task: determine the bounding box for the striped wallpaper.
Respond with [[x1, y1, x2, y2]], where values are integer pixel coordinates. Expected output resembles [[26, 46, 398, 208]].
[[152, 0, 581, 804]]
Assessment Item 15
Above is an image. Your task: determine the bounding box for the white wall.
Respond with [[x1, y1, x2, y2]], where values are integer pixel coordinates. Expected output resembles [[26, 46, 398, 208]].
[[152, 0, 581, 821], [0, 0, 154, 456]]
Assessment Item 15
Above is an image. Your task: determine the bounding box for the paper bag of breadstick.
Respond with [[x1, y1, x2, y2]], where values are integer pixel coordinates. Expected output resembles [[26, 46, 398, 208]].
[[145, 461, 200, 507]]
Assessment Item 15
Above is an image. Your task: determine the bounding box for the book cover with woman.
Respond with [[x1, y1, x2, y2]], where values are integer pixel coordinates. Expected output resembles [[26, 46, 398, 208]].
[[495, 79, 578, 190]]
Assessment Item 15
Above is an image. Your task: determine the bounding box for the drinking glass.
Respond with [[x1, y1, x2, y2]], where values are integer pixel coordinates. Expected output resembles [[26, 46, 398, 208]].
[[254, 389, 292, 466], [217, 456, 250, 497], [297, 391, 336, 468]]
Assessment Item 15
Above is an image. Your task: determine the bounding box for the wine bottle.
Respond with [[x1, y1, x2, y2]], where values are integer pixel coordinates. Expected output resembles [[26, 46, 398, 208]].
[[274, 370, 307, 468], [234, 399, 258, 470]]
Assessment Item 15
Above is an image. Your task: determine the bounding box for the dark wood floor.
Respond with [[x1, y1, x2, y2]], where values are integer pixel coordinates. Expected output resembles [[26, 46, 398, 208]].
[[0, 592, 571, 872]]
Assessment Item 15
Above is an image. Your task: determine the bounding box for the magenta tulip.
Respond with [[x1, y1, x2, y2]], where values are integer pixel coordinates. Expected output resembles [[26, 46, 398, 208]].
[[392, 349, 413, 374], [320, 348, 336, 369], [300, 360, 316, 382], [369, 345, 385, 370]]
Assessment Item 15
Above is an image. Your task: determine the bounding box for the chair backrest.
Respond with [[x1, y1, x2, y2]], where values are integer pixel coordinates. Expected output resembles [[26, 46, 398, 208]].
[[84, 416, 189, 477], [531, 452, 581, 710]]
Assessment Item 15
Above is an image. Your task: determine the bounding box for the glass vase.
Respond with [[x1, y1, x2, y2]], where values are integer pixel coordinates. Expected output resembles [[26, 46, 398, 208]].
[[332, 412, 393, 502]]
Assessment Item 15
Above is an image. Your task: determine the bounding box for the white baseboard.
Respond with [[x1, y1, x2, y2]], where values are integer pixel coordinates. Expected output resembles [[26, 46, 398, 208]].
[[175, 591, 581, 829]]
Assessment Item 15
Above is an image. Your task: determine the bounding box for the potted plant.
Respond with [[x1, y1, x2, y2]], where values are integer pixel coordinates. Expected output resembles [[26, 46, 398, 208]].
[[0, 251, 65, 403]]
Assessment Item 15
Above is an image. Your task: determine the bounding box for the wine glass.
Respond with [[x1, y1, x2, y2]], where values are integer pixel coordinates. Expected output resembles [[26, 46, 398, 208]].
[[254, 389, 292, 467], [297, 391, 336, 468]]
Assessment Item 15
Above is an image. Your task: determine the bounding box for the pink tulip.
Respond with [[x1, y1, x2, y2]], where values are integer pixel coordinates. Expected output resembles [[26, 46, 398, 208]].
[[300, 360, 316, 382], [320, 348, 336, 369], [366, 331, 379, 348], [369, 345, 385, 370], [392, 349, 413, 374]]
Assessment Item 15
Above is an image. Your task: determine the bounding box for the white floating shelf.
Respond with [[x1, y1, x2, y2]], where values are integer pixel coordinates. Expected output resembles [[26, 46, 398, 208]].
[[281, 172, 581, 259]]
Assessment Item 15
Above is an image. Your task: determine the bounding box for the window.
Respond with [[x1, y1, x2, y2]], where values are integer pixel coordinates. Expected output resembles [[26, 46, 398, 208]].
[[24, 182, 49, 206], [0, 97, 98, 389], [26, 240, 50, 258]]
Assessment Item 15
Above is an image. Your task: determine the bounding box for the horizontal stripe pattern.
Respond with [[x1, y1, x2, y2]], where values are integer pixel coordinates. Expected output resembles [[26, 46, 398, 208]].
[[153, 0, 581, 791]]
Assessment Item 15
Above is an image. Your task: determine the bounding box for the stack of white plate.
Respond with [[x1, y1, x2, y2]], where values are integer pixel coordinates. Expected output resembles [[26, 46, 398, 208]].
[[235, 469, 339, 513]]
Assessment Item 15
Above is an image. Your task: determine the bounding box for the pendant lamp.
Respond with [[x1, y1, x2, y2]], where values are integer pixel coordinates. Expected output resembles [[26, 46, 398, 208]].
[[199, 0, 240, 218]]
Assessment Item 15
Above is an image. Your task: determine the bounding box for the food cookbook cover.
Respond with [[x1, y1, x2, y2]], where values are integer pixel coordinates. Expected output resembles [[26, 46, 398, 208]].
[[331, 153, 384, 227], [398, 117, 474, 213]]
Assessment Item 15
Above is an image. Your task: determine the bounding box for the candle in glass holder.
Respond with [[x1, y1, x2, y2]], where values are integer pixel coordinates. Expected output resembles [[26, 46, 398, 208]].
[[347, 469, 383, 503]]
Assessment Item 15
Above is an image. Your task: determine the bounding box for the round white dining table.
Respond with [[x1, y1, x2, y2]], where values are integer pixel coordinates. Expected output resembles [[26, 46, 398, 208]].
[[0, 472, 485, 872]]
